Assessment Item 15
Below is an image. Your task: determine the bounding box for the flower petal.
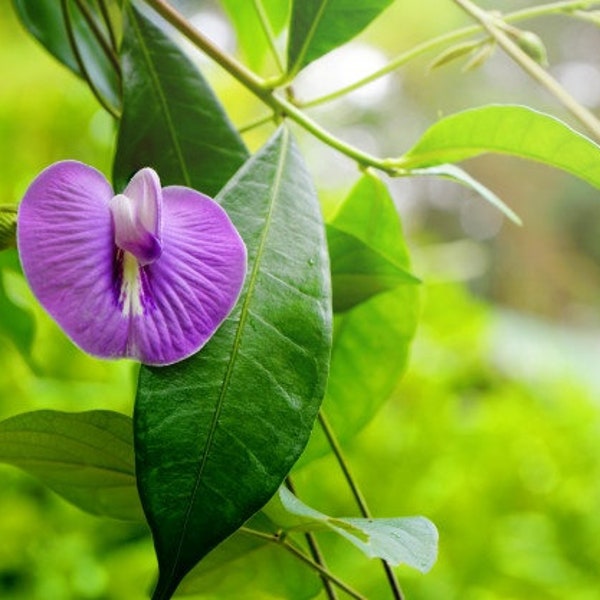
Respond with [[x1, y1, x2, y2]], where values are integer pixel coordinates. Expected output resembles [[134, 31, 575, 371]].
[[110, 167, 162, 265], [128, 186, 247, 366], [18, 163, 246, 366], [17, 160, 131, 359]]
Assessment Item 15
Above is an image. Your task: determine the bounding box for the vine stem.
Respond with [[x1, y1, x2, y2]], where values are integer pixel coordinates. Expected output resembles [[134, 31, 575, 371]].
[[318, 411, 404, 600], [240, 527, 367, 600], [453, 0, 600, 142], [142, 0, 399, 174], [298, 0, 600, 109]]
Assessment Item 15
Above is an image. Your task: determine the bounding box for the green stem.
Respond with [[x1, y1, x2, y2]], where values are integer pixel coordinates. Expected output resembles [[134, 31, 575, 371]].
[[298, 0, 600, 109], [142, 0, 399, 173], [240, 527, 367, 600], [238, 112, 277, 134], [453, 0, 600, 142], [318, 411, 405, 600], [62, 0, 120, 118], [252, 0, 285, 74]]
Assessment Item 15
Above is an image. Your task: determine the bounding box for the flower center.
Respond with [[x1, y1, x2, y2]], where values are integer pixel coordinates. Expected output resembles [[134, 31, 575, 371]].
[[109, 167, 163, 266]]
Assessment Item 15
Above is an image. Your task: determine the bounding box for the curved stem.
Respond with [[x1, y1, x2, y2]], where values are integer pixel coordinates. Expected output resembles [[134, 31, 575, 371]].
[[298, 0, 600, 109], [240, 527, 367, 600], [62, 0, 120, 118], [142, 0, 399, 174], [252, 0, 285, 74], [318, 411, 404, 600], [453, 0, 600, 142]]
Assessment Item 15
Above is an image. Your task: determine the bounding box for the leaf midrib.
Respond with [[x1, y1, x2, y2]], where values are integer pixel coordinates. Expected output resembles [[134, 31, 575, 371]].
[[165, 128, 290, 588]]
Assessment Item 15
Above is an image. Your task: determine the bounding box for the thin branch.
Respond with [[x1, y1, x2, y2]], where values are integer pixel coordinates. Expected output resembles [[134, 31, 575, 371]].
[[142, 0, 400, 174], [240, 527, 367, 600], [453, 0, 600, 141], [318, 411, 405, 600], [298, 0, 600, 109]]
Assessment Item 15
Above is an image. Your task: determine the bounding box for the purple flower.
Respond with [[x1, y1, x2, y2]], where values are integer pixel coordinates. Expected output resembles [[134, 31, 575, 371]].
[[17, 161, 246, 366]]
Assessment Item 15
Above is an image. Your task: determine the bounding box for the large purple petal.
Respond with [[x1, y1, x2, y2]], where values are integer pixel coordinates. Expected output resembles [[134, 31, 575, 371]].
[[129, 186, 247, 366], [17, 161, 131, 359]]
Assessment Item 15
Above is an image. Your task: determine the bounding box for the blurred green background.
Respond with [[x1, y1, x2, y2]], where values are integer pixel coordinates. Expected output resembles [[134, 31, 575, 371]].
[[2, 1, 600, 598]]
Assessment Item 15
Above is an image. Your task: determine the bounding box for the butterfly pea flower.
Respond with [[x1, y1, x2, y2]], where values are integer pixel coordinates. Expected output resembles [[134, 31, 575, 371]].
[[17, 161, 246, 366]]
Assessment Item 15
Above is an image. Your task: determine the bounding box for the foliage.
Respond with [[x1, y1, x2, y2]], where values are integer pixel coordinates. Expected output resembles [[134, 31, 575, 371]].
[[2, 0, 600, 599]]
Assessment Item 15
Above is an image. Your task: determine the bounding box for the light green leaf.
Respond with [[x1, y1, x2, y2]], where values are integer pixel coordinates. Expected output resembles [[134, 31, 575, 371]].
[[265, 488, 438, 573], [328, 225, 420, 312], [287, 0, 393, 75], [411, 164, 522, 224], [0, 410, 143, 522], [300, 173, 419, 464], [135, 127, 332, 600], [220, 0, 290, 71], [113, 4, 248, 194], [397, 105, 600, 196]]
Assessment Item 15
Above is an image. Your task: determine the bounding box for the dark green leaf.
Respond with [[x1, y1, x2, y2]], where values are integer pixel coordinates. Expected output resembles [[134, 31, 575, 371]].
[[220, 0, 290, 71], [135, 127, 332, 600], [265, 488, 439, 573], [0, 410, 143, 522], [300, 173, 419, 464], [287, 0, 393, 75], [113, 5, 248, 194], [12, 0, 121, 113], [0, 250, 36, 362], [397, 105, 600, 195]]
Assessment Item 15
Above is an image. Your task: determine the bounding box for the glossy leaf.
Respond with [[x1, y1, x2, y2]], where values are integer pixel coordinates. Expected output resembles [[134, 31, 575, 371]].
[[113, 5, 248, 194], [12, 0, 121, 113], [0, 250, 35, 362], [398, 105, 600, 195], [220, 0, 290, 71], [265, 488, 438, 573], [135, 127, 332, 600], [300, 173, 419, 464], [0, 410, 143, 522], [287, 0, 393, 75]]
